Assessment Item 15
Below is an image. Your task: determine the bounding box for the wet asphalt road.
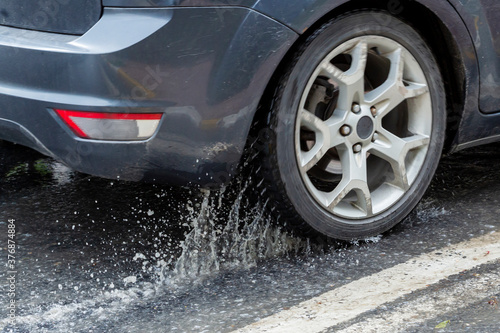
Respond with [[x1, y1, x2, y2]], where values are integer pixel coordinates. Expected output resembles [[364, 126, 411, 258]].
[[0, 140, 499, 332]]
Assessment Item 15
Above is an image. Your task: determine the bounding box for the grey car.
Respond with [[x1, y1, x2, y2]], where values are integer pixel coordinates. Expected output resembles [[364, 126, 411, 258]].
[[0, 0, 499, 239]]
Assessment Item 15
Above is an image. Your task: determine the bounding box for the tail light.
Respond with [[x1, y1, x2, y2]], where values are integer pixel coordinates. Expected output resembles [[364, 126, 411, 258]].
[[55, 109, 162, 141]]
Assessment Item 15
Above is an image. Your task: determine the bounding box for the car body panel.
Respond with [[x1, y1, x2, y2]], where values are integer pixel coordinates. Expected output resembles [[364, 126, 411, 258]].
[[0, 1, 498, 185], [103, 0, 256, 6], [255, 0, 499, 150], [128, 0, 497, 149], [0, 0, 102, 35], [447, 0, 500, 114], [0, 7, 297, 185]]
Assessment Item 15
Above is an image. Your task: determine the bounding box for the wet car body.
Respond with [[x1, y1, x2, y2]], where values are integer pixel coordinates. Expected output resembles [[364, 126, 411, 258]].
[[0, 0, 498, 187]]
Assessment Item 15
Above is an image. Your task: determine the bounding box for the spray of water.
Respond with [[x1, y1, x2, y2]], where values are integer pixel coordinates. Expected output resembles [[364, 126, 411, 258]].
[[160, 179, 311, 286]]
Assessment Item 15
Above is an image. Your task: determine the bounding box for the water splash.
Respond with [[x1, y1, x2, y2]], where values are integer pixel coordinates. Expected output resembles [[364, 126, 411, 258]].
[[161, 181, 311, 286]]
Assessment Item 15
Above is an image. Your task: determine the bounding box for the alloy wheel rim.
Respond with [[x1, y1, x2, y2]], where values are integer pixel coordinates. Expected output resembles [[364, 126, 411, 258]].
[[295, 36, 432, 219]]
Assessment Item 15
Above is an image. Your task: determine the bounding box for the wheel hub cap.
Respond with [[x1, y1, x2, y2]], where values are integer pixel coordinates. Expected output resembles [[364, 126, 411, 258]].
[[356, 116, 374, 140]]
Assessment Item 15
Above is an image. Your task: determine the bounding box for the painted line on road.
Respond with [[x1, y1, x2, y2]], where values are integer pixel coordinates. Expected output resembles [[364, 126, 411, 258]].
[[235, 231, 500, 333], [336, 268, 500, 332]]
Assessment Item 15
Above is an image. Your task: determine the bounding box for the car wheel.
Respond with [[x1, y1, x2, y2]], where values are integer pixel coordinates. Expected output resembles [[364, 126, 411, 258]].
[[261, 12, 446, 240]]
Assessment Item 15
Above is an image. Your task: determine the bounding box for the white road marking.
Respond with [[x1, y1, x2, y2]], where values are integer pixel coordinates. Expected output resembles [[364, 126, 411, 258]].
[[235, 231, 500, 333], [336, 269, 500, 333]]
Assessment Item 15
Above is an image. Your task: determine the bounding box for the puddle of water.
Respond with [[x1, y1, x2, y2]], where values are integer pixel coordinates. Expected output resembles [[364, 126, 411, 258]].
[[0, 177, 457, 333], [0, 141, 463, 333], [0, 170, 316, 332]]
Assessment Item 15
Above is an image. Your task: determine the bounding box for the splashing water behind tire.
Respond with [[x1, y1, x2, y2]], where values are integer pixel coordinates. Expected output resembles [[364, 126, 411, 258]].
[[161, 179, 312, 286]]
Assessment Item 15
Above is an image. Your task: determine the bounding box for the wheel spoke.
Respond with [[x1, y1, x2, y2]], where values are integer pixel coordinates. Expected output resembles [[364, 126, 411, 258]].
[[326, 148, 373, 216], [365, 48, 428, 118], [298, 107, 349, 171], [320, 41, 368, 111], [326, 115, 348, 148], [404, 80, 429, 99], [298, 108, 329, 134], [297, 109, 331, 171], [370, 130, 430, 190]]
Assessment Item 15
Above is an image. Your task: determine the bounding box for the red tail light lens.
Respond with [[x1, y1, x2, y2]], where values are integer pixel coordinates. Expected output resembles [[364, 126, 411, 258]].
[[55, 109, 162, 141]]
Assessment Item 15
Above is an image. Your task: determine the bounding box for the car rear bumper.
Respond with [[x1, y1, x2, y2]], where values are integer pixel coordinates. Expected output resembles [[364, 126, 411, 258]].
[[0, 7, 297, 186]]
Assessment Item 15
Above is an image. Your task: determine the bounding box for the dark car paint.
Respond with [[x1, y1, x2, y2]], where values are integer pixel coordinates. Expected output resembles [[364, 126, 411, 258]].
[[0, 0, 102, 35], [447, 0, 500, 114], [0, 1, 498, 185], [0, 7, 297, 185], [251, 0, 498, 149], [104, 1, 498, 147]]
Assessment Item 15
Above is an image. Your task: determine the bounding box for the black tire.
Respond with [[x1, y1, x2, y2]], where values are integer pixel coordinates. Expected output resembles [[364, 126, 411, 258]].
[[260, 11, 446, 240]]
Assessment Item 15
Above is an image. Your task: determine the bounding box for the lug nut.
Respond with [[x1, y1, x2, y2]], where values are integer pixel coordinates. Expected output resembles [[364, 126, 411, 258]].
[[372, 132, 379, 142], [353, 143, 362, 153], [352, 103, 361, 113], [340, 125, 352, 136], [370, 106, 377, 117]]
